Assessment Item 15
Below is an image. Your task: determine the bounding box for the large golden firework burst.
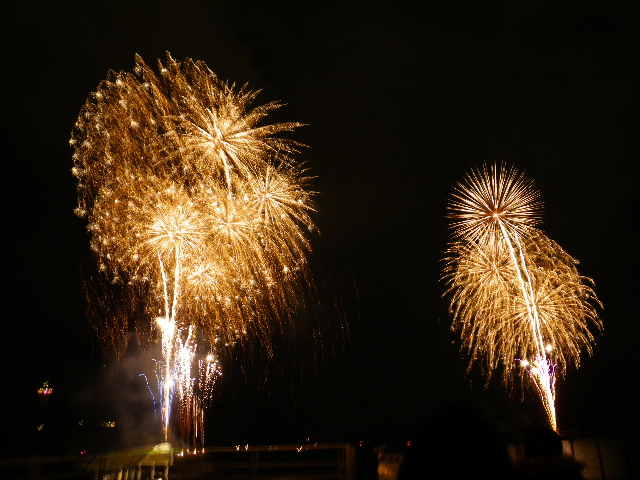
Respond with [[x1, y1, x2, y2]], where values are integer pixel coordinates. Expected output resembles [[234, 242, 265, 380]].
[[71, 53, 316, 444], [444, 163, 602, 431]]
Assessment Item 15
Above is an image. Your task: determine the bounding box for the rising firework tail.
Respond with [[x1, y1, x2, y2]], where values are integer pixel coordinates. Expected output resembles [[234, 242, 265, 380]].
[[443, 162, 602, 431], [72, 53, 317, 445]]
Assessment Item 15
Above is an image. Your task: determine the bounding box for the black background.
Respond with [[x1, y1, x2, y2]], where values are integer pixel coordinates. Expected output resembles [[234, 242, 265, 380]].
[[3, 0, 639, 457]]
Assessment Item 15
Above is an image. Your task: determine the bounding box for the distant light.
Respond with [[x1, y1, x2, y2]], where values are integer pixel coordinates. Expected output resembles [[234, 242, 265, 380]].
[[38, 381, 53, 395]]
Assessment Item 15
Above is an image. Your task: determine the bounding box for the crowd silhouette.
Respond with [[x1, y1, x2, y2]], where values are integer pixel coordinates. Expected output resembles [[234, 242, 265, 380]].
[[397, 405, 584, 480]]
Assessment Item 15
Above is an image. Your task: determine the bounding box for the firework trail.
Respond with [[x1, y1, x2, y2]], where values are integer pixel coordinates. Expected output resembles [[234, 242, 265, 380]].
[[443, 163, 602, 431], [72, 53, 316, 445]]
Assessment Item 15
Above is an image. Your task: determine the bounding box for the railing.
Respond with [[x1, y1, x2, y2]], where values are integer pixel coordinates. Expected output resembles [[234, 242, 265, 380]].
[[0, 443, 355, 480], [180, 443, 356, 480]]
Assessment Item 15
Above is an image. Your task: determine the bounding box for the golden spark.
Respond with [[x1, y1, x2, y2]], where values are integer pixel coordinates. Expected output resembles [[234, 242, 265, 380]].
[[444, 163, 602, 431], [72, 53, 316, 445]]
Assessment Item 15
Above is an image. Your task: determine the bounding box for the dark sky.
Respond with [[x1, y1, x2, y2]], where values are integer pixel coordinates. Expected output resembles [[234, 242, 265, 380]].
[[4, 1, 639, 455]]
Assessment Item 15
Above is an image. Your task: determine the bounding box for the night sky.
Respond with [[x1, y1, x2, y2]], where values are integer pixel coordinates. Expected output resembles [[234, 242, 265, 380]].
[[4, 1, 639, 457]]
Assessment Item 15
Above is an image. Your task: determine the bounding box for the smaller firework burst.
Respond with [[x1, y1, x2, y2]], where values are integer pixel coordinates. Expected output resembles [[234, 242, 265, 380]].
[[444, 163, 602, 431]]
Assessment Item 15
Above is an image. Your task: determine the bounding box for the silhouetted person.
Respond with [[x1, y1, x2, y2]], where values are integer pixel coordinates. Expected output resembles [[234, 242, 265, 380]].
[[397, 404, 514, 480], [515, 426, 584, 480]]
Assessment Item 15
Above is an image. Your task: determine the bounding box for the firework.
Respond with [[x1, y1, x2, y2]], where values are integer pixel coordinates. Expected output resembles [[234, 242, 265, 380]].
[[72, 53, 316, 445], [444, 163, 602, 431]]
